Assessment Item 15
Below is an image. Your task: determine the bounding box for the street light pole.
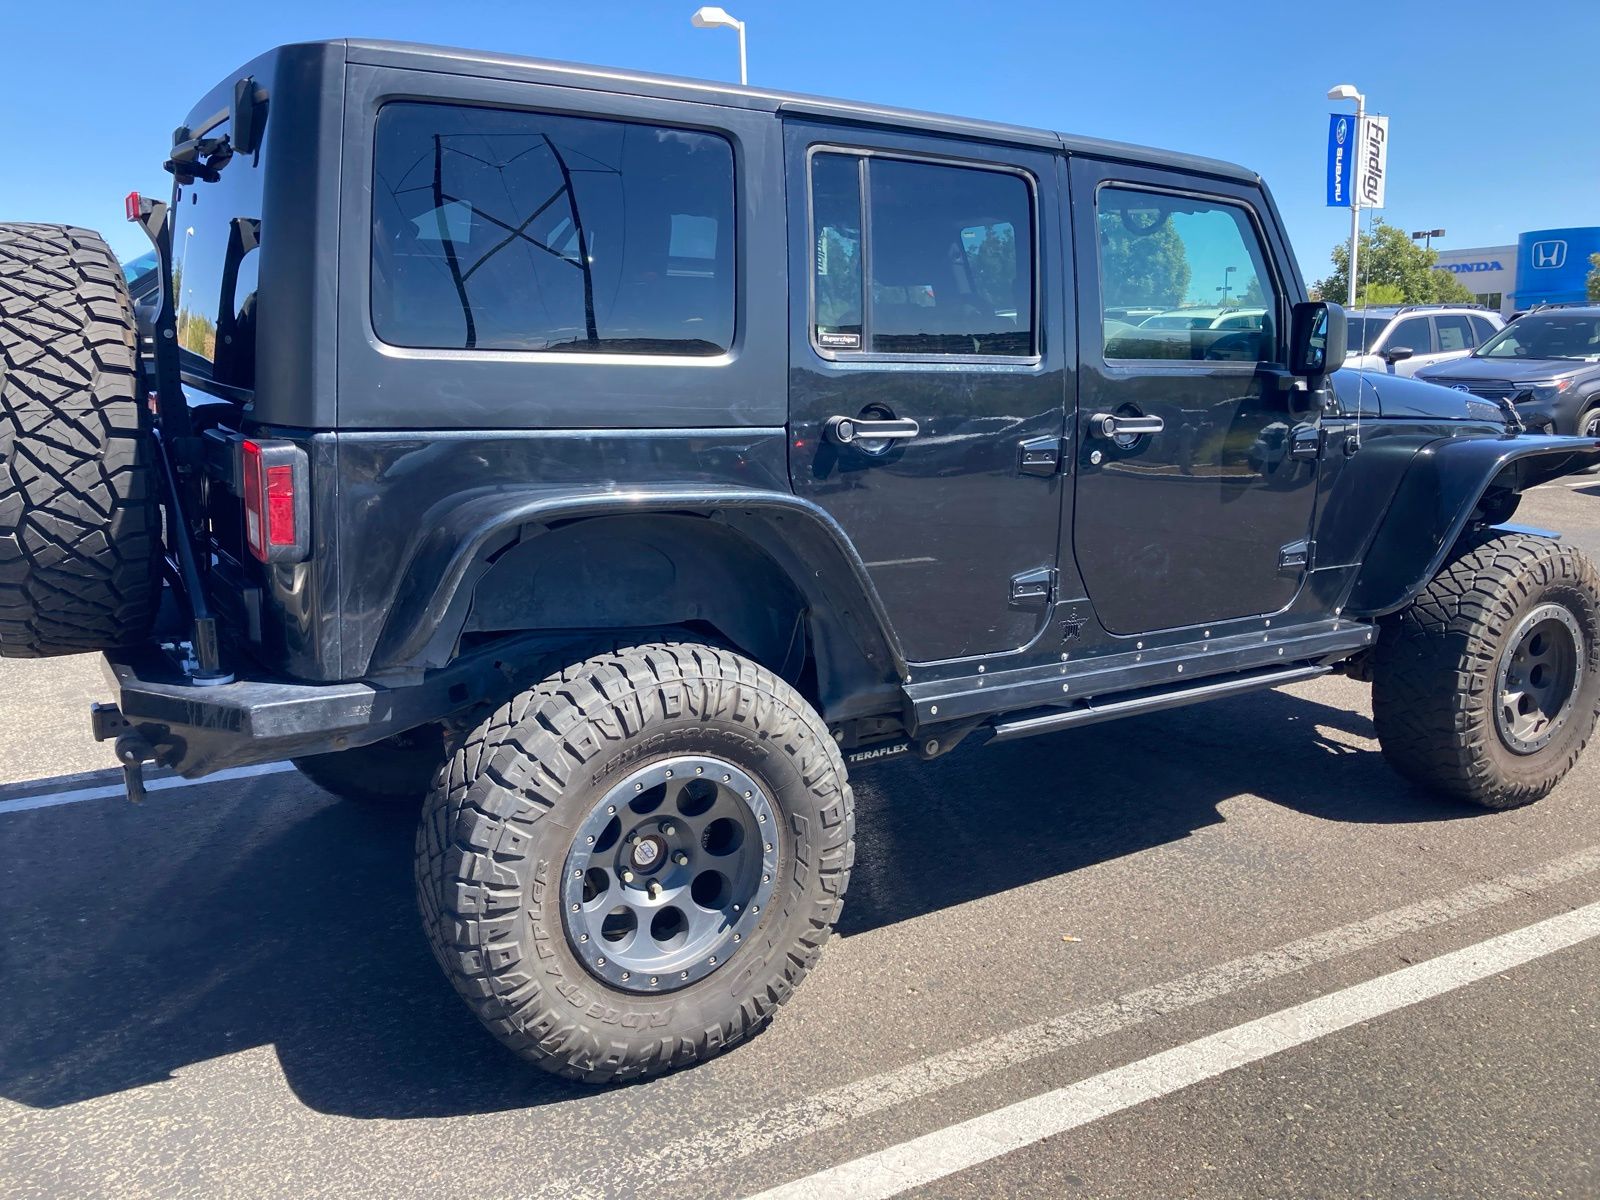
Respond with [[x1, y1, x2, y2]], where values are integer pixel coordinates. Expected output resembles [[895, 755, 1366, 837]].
[[1217, 265, 1236, 302], [1327, 84, 1365, 308], [691, 6, 747, 86]]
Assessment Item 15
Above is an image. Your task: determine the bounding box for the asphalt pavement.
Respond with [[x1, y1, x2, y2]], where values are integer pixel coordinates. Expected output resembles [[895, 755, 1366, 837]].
[[1, 478, 1598, 1199]]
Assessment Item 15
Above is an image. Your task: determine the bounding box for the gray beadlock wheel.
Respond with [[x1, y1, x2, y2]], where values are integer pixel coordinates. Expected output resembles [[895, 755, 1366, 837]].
[[0, 224, 161, 657], [415, 640, 854, 1083], [1372, 532, 1600, 810]]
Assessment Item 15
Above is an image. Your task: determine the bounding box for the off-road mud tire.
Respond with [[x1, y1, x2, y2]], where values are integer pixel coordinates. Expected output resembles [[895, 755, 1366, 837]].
[[0, 224, 159, 658], [415, 639, 854, 1083], [293, 724, 448, 805], [1372, 532, 1600, 809]]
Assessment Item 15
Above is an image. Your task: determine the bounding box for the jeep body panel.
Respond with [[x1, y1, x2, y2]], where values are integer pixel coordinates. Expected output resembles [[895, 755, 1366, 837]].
[[1346, 433, 1600, 616]]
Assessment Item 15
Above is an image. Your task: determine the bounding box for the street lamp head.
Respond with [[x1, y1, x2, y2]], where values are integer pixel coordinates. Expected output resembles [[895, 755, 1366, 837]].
[[1326, 84, 1363, 103], [692, 5, 742, 29]]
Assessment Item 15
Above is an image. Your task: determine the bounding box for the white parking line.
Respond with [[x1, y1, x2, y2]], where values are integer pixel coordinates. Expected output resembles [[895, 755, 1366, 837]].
[[0, 761, 297, 815], [530, 843, 1600, 1199], [750, 899, 1600, 1200]]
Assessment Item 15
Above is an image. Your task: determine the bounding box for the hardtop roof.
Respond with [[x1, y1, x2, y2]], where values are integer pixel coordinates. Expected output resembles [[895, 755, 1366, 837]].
[[334, 37, 1260, 185]]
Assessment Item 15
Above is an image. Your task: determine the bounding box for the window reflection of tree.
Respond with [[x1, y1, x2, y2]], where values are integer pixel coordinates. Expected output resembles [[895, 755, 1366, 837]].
[[384, 130, 621, 350]]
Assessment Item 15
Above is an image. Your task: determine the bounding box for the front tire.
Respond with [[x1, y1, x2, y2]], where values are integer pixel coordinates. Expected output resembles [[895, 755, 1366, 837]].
[[1372, 533, 1600, 809], [415, 640, 853, 1083]]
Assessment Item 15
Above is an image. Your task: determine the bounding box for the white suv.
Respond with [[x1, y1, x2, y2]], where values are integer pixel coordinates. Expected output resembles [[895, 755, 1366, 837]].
[[1344, 305, 1505, 377]]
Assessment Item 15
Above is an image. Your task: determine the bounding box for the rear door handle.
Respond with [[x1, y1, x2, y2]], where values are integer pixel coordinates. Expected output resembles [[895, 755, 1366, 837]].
[[825, 415, 920, 445], [1088, 412, 1165, 439]]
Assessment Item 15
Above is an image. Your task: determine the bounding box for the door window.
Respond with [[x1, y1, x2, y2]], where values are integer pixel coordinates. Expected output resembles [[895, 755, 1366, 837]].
[[1469, 314, 1500, 343], [1096, 186, 1279, 363], [1387, 316, 1435, 355], [1435, 314, 1474, 352], [809, 152, 1035, 358]]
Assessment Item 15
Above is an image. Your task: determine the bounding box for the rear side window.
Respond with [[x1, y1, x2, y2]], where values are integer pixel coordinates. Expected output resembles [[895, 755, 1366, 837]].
[[372, 101, 735, 356], [1095, 186, 1279, 364], [1469, 314, 1500, 343], [809, 151, 1036, 358], [1388, 316, 1435, 355], [1435, 314, 1473, 352]]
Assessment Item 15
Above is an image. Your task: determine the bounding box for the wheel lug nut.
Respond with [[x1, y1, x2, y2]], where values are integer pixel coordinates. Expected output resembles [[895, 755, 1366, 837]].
[[621, 869, 635, 883], [662, 822, 677, 836], [648, 881, 663, 900], [673, 851, 689, 866]]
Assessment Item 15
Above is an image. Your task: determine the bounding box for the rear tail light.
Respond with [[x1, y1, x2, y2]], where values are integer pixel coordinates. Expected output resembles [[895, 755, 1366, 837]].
[[239, 439, 309, 563]]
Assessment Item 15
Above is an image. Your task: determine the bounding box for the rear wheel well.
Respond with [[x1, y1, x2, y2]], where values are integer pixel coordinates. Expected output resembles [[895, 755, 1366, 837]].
[[462, 514, 839, 709]]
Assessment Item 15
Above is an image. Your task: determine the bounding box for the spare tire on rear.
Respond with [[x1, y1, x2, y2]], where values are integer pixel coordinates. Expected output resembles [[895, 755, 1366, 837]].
[[0, 224, 161, 658]]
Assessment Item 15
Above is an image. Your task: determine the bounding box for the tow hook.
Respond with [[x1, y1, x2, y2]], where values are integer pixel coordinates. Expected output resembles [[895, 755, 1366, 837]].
[[90, 702, 168, 804]]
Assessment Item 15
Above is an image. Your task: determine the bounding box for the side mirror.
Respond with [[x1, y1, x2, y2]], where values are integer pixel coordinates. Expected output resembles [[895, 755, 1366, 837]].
[[1290, 301, 1347, 377], [1383, 345, 1414, 364]]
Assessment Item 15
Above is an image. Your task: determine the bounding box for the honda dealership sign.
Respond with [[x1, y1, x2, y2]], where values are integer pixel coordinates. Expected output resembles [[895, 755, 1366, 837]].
[[1327, 114, 1388, 209]]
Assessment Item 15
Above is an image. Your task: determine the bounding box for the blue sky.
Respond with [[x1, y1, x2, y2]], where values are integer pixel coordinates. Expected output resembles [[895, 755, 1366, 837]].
[[3, 0, 1596, 278]]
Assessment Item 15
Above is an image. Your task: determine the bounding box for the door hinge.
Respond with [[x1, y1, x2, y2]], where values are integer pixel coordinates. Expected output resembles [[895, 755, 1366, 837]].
[[1289, 425, 1324, 461], [1018, 435, 1065, 476], [1009, 566, 1057, 609], [1278, 539, 1314, 572]]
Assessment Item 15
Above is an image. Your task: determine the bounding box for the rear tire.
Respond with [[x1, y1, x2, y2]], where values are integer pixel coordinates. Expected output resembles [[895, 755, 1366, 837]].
[[0, 224, 160, 657], [1372, 533, 1600, 809], [292, 725, 447, 805], [415, 639, 853, 1083]]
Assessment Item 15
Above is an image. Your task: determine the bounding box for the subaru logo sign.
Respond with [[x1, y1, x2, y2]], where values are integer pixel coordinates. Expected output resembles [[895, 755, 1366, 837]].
[[1531, 240, 1568, 269], [1335, 119, 1348, 145], [1452, 385, 1472, 393]]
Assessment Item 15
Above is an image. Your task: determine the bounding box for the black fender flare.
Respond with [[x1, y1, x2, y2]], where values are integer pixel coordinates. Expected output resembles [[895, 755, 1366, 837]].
[[1345, 433, 1600, 618], [367, 484, 908, 697]]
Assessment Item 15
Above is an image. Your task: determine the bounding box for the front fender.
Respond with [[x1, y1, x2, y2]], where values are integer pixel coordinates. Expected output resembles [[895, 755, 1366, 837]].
[[368, 484, 908, 684], [1346, 433, 1600, 617]]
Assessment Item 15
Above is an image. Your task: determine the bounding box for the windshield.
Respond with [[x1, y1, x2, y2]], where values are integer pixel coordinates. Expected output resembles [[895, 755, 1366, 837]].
[[121, 250, 158, 286], [173, 117, 264, 393], [1477, 313, 1600, 361], [1348, 316, 1388, 354], [1141, 313, 1214, 330]]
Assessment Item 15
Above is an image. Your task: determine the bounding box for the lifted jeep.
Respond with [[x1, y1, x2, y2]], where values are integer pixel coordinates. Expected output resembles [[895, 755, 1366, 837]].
[[3, 40, 1598, 1084]]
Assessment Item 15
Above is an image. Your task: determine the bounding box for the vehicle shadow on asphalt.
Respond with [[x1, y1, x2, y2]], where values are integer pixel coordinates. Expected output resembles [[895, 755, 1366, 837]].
[[0, 688, 1484, 1120]]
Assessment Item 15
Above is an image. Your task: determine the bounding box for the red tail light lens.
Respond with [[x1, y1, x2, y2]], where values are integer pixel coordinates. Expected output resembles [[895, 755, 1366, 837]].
[[124, 192, 143, 222], [240, 439, 305, 563]]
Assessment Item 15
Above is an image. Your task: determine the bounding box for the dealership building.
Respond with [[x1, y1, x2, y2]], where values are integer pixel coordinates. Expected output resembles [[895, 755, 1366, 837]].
[[1435, 226, 1600, 317]]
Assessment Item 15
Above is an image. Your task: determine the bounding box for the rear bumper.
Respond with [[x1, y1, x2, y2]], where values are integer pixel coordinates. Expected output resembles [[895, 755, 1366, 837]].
[[97, 646, 394, 776], [95, 634, 561, 777]]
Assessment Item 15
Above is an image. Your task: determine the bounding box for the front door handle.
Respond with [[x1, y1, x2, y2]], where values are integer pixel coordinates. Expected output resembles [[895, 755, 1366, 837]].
[[825, 414, 921, 445], [1088, 412, 1165, 439]]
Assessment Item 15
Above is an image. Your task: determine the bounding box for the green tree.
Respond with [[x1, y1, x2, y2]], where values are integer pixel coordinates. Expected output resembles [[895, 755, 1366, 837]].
[[1098, 215, 1191, 308], [1587, 252, 1600, 303], [1312, 219, 1478, 306]]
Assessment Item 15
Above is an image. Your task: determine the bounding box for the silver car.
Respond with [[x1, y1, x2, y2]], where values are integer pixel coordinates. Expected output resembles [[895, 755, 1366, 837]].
[[1343, 304, 1505, 377]]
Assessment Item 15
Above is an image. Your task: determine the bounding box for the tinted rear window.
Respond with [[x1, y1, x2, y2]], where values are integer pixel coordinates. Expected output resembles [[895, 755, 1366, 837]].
[[173, 118, 264, 392], [372, 101, 735, 356]]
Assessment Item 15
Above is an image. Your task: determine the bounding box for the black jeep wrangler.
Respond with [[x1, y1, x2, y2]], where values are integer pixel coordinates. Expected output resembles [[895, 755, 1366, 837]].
[[2, 40, 1598, 1084]]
